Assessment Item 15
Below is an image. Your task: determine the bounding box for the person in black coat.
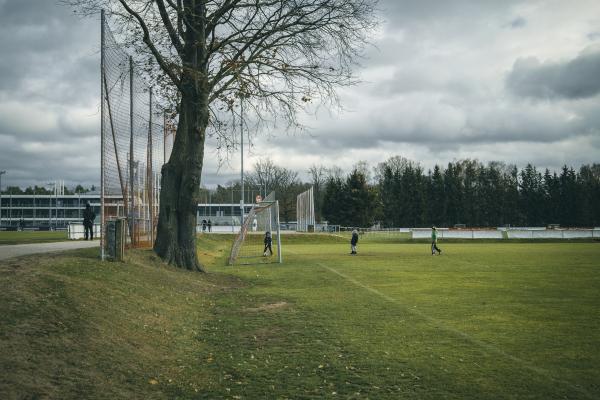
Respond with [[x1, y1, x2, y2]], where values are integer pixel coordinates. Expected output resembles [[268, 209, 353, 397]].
[[263, 231, 273, 256], [350, 228, 359, 254], [83, 203, 96, 240]]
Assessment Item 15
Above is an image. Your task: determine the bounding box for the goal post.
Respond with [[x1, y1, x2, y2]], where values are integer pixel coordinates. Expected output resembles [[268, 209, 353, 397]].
[[228, 199, 282, 265]]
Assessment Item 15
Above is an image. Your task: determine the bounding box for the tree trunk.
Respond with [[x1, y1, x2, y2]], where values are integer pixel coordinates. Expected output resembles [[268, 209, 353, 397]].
[[154, 84, 207, 272]]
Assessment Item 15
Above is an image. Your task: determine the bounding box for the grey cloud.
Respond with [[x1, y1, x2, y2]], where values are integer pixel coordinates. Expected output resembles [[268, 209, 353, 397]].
[[508, 17, 526, 29], [0, 133, 99, 188], [0, 0, 99, 104], [0, 0, 100, 188], [372, 68, 477, 97], [506, 48, 600, 99], [255, 92, 596, 158], [378, 0, 522, 26]]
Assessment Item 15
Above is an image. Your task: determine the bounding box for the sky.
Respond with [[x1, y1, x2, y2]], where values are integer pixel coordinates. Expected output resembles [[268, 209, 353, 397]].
[[0, 0, 599, 189]]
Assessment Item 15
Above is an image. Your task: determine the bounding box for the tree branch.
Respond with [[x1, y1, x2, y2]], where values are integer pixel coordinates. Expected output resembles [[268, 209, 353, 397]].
[[155, 0, 184, 55], [117, 0, 181, 87]]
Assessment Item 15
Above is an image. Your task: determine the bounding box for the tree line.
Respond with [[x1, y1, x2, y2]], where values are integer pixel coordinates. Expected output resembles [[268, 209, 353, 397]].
[[214, 156, 600, 228], [3, 157, 598, 228], [369, 157, 600, 228]]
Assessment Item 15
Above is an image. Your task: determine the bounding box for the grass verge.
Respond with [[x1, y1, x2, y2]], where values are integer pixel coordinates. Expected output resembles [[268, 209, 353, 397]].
[[0, 231, 68, 245]]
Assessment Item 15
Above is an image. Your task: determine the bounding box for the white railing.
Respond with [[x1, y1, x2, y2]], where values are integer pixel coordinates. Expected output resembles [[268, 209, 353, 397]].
[[370, 227, 599, 240], [68, 223, 102, 239]]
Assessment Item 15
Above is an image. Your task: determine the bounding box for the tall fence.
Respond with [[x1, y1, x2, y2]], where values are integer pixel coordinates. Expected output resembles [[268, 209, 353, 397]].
[[100, 11, 174, 258]]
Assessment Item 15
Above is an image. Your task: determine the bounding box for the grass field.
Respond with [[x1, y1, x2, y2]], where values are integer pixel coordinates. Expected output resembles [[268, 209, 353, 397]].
[[1, 234, 599, 399], [0, 230, 68, 245]]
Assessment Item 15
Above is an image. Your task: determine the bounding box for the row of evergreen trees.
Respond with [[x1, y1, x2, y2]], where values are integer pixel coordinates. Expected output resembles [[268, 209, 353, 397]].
[[319, 157, 600, 228]]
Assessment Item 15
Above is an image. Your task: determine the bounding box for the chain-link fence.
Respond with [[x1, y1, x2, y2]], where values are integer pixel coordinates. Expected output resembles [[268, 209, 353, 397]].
[[100, 11, 175, 257]]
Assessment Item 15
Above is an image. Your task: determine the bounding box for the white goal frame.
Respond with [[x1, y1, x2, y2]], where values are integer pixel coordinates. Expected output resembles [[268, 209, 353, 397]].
[[228, 199, 282, 265]]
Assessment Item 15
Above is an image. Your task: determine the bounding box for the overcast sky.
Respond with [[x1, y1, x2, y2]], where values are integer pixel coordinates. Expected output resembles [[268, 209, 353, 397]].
[[0, 0, 599, 189]]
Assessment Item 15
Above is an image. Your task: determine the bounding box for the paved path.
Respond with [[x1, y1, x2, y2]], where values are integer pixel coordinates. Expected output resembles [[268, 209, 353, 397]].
[[0, 241, 99, 261]]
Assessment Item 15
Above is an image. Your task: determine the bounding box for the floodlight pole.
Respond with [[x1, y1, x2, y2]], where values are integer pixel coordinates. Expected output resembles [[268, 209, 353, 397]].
[[0, 170, 5, 228]]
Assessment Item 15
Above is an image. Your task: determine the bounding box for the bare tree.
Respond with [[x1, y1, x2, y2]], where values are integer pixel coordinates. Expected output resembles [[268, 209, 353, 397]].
[[246, 158, 300, 220], [68, 0, 379, 270], [308, 164, 327, 220], [245, 158, 279, 196]]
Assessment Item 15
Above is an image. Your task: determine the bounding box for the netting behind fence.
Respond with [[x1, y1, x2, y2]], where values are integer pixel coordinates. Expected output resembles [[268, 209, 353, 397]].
[[101, 13, 172, 254]]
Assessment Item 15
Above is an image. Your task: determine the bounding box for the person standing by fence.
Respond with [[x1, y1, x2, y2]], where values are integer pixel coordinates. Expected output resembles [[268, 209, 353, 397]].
[[431, 226, 442, 255], [83, 203, 96, 240]]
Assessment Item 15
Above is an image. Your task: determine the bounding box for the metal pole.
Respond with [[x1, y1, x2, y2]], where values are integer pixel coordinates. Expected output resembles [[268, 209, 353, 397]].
[[276, 200, 282, 263], [129, 56, 135, 245], [0, 170, 5, 228], [163, 111, 167, 164], [100, 9, 106, 259], [55, 182, 57, 230], [148, 87, 154, 245], [240, 100, 244, 225]]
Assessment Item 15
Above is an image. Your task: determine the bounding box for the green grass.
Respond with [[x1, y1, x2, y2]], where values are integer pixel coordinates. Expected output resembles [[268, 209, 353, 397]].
[[0, 230, 68, 245], [1, 235, 599, 399]]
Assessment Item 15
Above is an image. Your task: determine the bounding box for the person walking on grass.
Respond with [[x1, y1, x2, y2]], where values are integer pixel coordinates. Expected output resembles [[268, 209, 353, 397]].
[[350, 228, 359, 255], [83, 203, 96, 240], [431, 226, 442, 255], [263, 231, 273, 256]]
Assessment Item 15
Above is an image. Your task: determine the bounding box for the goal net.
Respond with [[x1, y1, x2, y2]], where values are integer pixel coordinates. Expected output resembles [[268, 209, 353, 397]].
[[296, 186, 315, 232], [228, 195, 282, 265]]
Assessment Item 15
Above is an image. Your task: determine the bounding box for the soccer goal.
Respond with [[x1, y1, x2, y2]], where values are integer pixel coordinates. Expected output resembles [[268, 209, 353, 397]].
[[296, 186, 315, 232], [228, 195, 282, 265]]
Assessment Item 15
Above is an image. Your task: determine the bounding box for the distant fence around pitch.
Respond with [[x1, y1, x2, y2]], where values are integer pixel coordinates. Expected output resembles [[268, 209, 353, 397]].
[[369, 227, 600, 240], [506, 229, 599, 239], [411, 229, 503, 239]]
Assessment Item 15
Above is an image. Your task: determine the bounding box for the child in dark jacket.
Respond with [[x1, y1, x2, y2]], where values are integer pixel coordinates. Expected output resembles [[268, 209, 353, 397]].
[[263, 231, 273, 256], [350, 229, 359, 254]]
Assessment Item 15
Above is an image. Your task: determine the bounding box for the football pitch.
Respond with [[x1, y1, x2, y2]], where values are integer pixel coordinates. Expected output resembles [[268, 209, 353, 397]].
[[1, 236, 598, 399], [209, 237, 600, 399]]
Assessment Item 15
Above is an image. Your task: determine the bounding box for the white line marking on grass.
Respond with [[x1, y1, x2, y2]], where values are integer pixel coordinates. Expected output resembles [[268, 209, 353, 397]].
[[316, 261, 595, 399]]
